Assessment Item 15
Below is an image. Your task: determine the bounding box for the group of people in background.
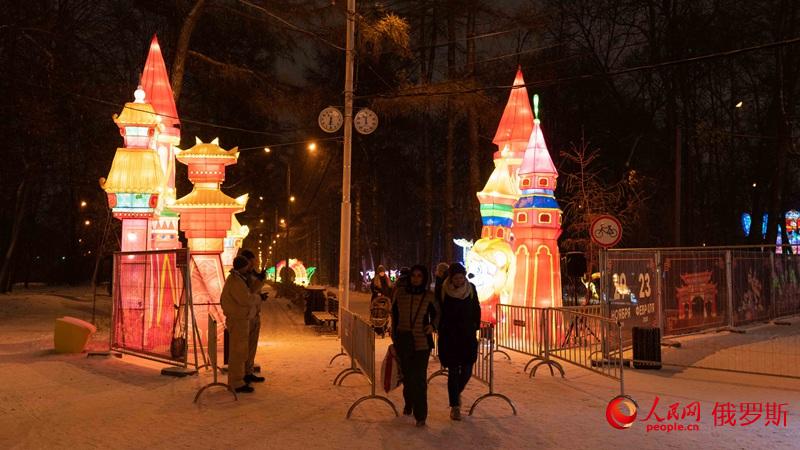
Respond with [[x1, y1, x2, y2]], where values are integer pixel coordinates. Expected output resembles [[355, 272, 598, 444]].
[[382, 261, 482, 427]]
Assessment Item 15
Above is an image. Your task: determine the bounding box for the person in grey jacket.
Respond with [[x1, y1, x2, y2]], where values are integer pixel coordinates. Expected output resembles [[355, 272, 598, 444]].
[[391, 264, 437, 427]]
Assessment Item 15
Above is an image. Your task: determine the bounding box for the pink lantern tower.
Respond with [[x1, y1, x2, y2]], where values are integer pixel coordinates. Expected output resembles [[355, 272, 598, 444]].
[[492, 67, 534, 180], [140, 35, 181, 251], [511, 95, 563, 308]]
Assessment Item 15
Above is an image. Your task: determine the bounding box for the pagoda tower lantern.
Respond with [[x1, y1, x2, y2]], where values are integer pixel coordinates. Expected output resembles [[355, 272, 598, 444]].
[[510, 95, 563, 308], [493, 67, 534, 180], [101, 87, 165, 251], [139, 34, 182, 250], [171, 137, 248, 253], [476, 158, 520, 242]]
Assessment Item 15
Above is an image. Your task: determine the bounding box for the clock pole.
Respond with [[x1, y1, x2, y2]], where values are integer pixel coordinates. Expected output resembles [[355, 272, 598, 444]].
[[338, 0, 355, 314]]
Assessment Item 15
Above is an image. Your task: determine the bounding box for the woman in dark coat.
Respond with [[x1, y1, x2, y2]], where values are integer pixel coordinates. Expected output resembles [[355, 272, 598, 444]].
[[436, 262, 481, 420], [391, 264, 437, 427], [370, 265, 393, 299]]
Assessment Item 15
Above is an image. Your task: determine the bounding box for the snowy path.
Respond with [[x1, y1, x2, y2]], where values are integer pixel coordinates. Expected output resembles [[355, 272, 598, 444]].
[[1, 286, 800, 449]]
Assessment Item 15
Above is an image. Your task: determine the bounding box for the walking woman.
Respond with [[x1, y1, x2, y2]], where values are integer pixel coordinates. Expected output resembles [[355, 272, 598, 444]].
[[391, 264, 437, 427], [437, 262, 481, 420]]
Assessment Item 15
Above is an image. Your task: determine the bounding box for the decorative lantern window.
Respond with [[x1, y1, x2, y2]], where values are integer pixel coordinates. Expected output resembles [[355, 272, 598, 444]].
[[497, 228, 505, 238], [517, 212, 528, 223], [538, 213, 552, 224], [521, 178, 531, 188], [124, 126, 152, 148], [538, 177, 549, 187]]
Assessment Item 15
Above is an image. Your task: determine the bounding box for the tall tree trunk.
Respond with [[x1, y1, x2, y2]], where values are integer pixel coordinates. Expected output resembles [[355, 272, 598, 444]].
[[444, 0, 457, 262], [0, 164, 32, 293], [171, 0, 206, 102], [466, 4, 481, 239]]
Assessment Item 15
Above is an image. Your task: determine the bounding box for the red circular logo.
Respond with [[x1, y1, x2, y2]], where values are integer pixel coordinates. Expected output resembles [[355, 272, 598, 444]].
[[606, 395, 638, 429]]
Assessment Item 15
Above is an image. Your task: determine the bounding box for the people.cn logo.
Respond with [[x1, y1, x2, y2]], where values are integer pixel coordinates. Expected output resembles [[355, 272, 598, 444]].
[[606, 395, 638, 429]]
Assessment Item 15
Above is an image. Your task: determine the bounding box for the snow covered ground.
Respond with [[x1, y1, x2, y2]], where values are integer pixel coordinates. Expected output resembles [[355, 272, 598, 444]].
[[1, 285, 799, 449]]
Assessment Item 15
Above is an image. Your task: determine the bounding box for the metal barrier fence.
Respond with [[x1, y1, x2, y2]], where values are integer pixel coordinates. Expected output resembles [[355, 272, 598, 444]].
[[602, 246, 800, 379], [331, 309, 398, 419], [194, 316, 236, 403], [469, 321, 517, 416], [332, 309, 357, 383], [547, 308, 625, 395], [111, 249, 194, 366], [495, 304, 563, 377]]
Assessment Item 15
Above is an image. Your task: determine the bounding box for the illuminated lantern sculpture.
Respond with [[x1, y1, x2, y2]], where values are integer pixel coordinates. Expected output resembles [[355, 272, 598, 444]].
[[466, 68, 534, 321], [102, 87, 170, 351], [273, 259, 315, 286], [102, 87, 165, 251], [510, 95, 563, 308], [171, 138, 248, 328]]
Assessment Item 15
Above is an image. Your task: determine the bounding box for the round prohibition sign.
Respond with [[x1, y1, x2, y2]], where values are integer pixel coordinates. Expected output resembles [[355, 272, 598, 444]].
[[590, 215, 623, 248]]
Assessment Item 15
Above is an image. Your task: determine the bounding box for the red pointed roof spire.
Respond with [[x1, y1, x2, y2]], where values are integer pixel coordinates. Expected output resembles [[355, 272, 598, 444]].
[[140, 34, 180, 139], [492, 67, 534, 155], [519, 95, 557, 176]]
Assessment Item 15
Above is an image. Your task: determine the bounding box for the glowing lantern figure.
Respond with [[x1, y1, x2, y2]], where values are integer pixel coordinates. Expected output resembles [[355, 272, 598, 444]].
[[511, 95, 563, 308], [273, 259, 315, 286], [171, 138, 248, 330]]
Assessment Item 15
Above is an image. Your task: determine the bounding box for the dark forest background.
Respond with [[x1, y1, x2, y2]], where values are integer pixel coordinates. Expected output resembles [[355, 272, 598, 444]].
[[1, 0, 798, 290]]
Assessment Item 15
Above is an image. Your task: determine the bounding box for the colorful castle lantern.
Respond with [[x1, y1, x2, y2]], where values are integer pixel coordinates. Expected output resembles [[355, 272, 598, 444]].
[[467, 69, 539, 321], [102, 87, 165, 251], [511, 95, 563, 308]]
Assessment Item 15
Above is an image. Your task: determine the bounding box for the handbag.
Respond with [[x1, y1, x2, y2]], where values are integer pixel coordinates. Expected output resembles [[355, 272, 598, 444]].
[[381, 344, 403, 392]]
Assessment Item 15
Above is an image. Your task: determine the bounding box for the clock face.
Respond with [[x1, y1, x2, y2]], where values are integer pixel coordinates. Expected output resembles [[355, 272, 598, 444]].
[[354, 108, 379, 135], [318, 106, 343, 133]]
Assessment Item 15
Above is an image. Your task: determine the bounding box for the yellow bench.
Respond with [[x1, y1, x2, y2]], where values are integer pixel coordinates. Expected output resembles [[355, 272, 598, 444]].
[[54, 317, 97, 353]]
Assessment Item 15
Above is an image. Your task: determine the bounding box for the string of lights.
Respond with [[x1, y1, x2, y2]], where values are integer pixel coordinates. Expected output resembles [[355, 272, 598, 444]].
[[360, 35, 800, 100]]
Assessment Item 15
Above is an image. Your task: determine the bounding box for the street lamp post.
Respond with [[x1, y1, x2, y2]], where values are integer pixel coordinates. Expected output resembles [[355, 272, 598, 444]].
[[338, 0, 355, 313]]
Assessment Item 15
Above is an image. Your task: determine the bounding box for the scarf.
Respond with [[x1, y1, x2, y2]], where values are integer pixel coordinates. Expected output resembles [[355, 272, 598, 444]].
[[443, 277, 471, 300]]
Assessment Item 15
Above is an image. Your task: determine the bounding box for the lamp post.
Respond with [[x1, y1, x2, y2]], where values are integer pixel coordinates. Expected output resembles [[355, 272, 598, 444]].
[[338, 0, 356, 312]]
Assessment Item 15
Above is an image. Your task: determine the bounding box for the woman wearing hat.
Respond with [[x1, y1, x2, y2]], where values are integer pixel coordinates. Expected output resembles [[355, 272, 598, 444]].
[[370, 265, 393, 300], [436, 262, 481, 420]]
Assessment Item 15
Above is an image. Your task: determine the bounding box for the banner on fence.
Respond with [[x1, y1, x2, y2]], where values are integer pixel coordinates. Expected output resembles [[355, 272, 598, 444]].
[[604, 251, 659, 342]]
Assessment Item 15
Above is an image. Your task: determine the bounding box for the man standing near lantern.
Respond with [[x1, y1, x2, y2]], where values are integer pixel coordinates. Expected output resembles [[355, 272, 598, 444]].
[[240, 248, 267, 383], [221, 255, 261, 393]]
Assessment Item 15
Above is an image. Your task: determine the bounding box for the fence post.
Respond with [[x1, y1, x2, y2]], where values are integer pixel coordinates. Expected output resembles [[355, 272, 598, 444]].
[[618, 321, 625, 397], [769, 252, 776, 320], [725, 250, 735, 328], [655, 250, 664, 332]]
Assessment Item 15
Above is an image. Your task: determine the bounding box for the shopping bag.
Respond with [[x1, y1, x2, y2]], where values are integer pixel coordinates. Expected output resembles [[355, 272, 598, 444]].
[[381, 344, 403, 392]]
